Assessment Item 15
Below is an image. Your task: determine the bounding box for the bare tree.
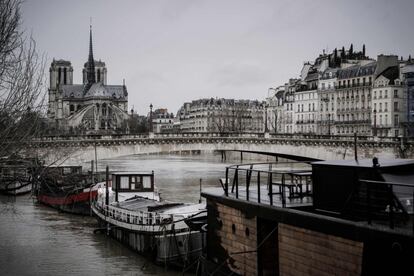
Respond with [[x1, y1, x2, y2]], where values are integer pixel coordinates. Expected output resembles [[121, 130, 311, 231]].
[[0, 0, 46, 158]]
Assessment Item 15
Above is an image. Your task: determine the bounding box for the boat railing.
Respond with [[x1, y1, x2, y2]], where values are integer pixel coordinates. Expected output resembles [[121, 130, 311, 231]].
[[222, 161, 313, 208], [358, 179, 414, 235], [94, 200, 187, 227]]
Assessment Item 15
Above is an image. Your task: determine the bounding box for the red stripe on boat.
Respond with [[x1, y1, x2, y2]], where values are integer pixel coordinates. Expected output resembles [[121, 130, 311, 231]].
[[38, 190, 98, 205]]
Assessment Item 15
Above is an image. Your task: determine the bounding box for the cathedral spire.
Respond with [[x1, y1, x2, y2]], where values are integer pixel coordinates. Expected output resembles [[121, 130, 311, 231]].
[[85, 22, 96, 91]]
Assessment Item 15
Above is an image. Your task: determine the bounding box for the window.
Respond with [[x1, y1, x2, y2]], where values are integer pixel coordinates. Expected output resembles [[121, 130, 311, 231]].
[[394, 115, 399, 127], [394, 90, 398, 98], [120, 177, 129, 189], [130, 176, 142, 190], [63, 68, 67, 84], [143, 176, 152, 189], [394, 102, 399, 112]]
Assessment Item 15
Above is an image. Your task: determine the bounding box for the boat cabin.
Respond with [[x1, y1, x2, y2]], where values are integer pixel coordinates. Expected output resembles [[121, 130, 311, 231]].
[[112, 172, 154, 193], [43, 166, 83, 176]]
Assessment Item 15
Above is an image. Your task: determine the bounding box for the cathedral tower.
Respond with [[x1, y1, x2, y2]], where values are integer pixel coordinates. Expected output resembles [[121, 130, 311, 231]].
[[48, 59, 73, 119]]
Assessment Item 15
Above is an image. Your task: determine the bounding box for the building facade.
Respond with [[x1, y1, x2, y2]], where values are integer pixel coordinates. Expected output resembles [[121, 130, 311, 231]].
[[266, 45, 413, 137], [150, 108, 175, 133], [177, 98, 264, 133], [48, 26, 129, 134]]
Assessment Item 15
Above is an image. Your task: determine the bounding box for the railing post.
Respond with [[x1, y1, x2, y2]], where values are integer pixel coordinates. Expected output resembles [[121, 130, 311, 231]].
[[269, 172, 273, 206], [235, 168, 239, 199], [225, 167, 229, 196], [281, 173, 286, 208], [257, 171, 261, 203]]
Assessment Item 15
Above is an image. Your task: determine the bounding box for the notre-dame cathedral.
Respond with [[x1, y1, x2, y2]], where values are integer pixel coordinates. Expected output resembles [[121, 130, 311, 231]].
[[47, 26, 129, 134]]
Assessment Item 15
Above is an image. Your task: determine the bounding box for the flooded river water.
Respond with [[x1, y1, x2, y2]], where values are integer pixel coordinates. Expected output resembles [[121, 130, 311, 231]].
[[0, 153, 236, 276]]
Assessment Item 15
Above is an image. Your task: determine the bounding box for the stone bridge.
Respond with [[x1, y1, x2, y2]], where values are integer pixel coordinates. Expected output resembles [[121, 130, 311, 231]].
[[26, 132, 414, 165]]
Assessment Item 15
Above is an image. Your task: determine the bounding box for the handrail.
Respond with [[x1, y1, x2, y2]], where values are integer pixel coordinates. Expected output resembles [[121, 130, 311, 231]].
[[94, 200, 186, 227], [30, 132, 414, 143], [223, 161, 313, 208]]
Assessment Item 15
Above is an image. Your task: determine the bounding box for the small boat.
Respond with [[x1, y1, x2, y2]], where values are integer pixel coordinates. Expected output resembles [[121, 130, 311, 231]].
[[35, 166, 105, 215], [92, 171, 206, 268], [0, 158, 37, 195]]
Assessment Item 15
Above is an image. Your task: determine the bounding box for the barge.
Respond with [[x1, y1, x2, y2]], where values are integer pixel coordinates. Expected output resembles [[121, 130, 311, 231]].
[[0, 158, 37, 195], [35, 165, 104, 215], [92, 171, 206, 269]]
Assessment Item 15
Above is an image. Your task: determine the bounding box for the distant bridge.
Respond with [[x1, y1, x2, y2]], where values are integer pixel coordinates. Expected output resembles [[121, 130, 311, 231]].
[[26, 132, 414, 165]]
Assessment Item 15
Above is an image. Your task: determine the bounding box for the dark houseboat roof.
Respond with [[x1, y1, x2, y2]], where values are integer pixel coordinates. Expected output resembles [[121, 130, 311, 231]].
[[312, 158, 414, 168]]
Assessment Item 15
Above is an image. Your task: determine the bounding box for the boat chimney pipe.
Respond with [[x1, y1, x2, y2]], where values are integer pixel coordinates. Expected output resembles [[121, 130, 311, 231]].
[[105, 165, 109, 206]]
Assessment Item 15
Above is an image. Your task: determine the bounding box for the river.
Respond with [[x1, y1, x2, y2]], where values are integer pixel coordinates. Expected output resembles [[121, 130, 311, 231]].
[[0, 153, 236, 276]]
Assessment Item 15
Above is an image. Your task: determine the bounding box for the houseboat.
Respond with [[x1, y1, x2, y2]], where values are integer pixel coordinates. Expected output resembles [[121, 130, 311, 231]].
[[201, 157, 414, 275], [35, 165, 105, 215], [92, 171, 206, 269], [0, 158, 37, 195]]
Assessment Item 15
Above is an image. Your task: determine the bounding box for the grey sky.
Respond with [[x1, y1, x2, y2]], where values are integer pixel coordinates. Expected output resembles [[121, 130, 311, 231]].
[[22, 0, 414, 115]]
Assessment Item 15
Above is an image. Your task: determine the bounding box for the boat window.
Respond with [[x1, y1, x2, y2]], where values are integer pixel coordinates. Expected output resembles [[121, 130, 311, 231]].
[[143, 176, 151, 189], [130, 176, 142, 190], [120, 176, 129, 189], [63, 167, 72, 175]]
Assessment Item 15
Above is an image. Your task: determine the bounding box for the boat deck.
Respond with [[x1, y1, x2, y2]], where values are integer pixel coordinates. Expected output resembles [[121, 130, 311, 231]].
[[203, 185, 313, 208], [113, 196, 205, 215]]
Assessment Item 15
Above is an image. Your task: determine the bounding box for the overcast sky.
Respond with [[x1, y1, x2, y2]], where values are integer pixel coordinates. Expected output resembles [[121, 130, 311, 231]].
[[22, 0, 414, 115]]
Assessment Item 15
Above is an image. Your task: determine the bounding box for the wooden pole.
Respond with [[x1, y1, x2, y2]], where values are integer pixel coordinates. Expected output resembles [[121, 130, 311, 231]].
[[105, 165, 109, 206]]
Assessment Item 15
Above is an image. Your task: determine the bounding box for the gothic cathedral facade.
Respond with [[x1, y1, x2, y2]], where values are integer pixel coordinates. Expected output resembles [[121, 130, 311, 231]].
[[47, 26, 129, 134]]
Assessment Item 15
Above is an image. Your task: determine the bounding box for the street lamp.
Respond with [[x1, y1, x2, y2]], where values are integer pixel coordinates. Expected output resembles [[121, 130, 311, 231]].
[[327, 114, 331, 136], [149, 103, 153, 133], [321, 95, 330, 135], [264, 103, 268, 133], [373, 109, 377, 136]]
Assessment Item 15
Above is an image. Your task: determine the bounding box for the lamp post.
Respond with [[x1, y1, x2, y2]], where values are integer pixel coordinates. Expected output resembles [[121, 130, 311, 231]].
[[149, 103, 153, 133], [321, 95, 330, 135], [328, 113, 331, 136], [264, 103, 268, 133], [373, 109, 377, 136]]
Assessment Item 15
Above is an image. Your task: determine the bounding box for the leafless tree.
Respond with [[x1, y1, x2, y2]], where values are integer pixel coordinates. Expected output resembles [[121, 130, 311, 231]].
[[268, 108, 284, 134], [0, 0, 46, 158]]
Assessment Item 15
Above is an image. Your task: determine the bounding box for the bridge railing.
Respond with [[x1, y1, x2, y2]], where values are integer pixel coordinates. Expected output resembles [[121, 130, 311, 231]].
[[31, 132, 413, 143]]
